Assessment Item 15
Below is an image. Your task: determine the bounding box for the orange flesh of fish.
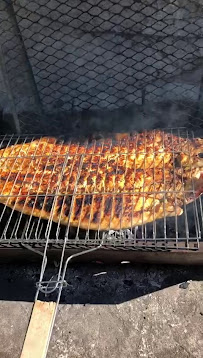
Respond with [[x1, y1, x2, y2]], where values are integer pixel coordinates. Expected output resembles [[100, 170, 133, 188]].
[[0, 130, 202, 230]]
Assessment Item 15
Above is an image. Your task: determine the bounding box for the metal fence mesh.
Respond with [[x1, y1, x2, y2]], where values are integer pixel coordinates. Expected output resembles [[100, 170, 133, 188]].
[[0, 0, 203, 134], [0, 0, 203, 138]]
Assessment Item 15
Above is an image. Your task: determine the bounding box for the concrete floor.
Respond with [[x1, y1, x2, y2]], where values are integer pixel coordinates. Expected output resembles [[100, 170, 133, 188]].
[[1, 263, 203, 358]]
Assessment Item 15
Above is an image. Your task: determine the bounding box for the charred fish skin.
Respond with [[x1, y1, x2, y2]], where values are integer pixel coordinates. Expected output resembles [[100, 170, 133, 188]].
[[0, 130, 202, 230]]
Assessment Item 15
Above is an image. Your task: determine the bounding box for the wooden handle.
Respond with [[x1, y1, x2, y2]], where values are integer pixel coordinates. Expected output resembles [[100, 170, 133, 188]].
[[20, 300, 56, 358]]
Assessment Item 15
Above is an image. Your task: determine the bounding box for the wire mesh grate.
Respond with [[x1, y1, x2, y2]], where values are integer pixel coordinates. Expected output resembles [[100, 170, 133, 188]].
[[0, 128, 202, 251]]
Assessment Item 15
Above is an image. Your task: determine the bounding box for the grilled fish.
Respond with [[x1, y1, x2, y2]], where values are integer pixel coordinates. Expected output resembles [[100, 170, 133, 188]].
[[0, 130, 202, 230]]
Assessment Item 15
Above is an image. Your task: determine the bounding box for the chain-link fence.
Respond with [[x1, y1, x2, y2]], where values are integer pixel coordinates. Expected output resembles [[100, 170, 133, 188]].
[[0, 0, 203, 134]]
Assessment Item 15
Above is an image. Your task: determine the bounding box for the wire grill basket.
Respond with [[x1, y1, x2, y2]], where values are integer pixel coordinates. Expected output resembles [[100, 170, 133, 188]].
[[0, 128, 202, 252]]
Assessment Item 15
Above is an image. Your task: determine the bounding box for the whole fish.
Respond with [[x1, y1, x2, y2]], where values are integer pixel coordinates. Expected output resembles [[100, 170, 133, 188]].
[[0, 130, 202, 230]]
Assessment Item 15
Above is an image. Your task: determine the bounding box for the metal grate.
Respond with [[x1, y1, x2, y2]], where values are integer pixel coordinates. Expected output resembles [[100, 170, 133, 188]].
[[0, 128, 202, 252]]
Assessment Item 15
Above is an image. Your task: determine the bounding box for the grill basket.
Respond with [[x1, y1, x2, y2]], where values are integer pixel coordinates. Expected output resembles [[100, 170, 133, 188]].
[[0, 129, 202, 253]]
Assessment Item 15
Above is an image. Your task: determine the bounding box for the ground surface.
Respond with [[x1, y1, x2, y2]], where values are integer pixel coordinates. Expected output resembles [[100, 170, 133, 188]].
[[0, 262, 203, 358]]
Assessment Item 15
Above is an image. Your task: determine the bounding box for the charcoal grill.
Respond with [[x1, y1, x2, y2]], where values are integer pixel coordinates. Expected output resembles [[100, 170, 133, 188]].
[[0, 0, 203, 356]]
